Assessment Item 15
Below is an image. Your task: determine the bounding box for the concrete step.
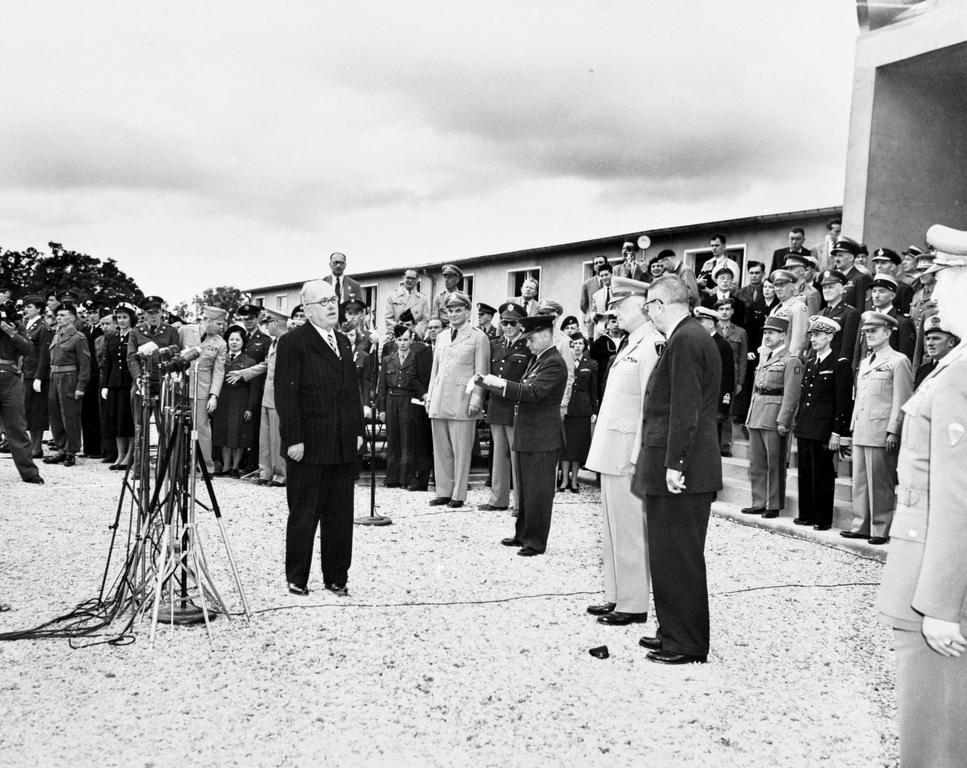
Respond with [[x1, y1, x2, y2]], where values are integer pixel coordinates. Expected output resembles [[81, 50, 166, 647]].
[[728, 437, 851, 478], [718, 476, 854, 530], [721, 458, 852, 503]]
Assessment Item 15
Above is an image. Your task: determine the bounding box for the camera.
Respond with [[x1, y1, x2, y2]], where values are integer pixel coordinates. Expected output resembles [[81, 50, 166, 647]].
[[0, 301, 19, 324]]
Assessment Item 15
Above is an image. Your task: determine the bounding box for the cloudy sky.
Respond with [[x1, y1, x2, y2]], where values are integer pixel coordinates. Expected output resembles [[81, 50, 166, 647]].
[[0, 1, 858, 303]]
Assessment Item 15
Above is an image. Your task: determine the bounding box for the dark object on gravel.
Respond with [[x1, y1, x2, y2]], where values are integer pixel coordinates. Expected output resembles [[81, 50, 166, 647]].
[[588, 646, 609, 659]]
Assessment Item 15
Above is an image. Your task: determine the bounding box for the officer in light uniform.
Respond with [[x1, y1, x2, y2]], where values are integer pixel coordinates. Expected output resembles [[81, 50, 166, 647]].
[[768, 269, 808, 358], [842, 311, 914, 544], [176, 306, 228, 473], [43, 302, 92, 467], [585, 277, 663, 625], [877, 224, 967, 768], [743, 316, 802, 518], [784, 253, 822, 315]]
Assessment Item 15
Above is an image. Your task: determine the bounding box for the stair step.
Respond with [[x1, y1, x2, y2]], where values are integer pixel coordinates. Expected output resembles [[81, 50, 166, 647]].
[[727, 440, 851, 478], [721, 458, 852, 501], [719, 477, 854, 530]]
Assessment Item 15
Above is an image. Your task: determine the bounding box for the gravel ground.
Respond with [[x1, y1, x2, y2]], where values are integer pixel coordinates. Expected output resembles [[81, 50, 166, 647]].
[[0, 455, 898, 767]]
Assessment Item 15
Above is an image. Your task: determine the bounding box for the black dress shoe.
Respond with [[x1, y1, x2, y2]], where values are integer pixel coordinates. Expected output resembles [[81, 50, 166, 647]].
[[477, 503, 509, 511], [446, 500, 464, 508], [762, 509, 779, 519], [646, 650, 707, 665], [428, 497, 452, 506], [267, 480, 286, 487], [31, 450, 43, 459], [812, 524, 831, 531], [586, 602, 616, 616], [792, 518, 812, 526], [638, 635, 661, 650], [740, 506, 765, 515], [324, 583, 349, 596], [43, 452, 67, 464], [287, 583, 309, 596], [23, 476, 44, 485], [569, 485, 579, 494], [109, 463, 127, 471], [598, 611, 648, 626], [501, 537, 522, 547], [255, 478, 269, 485], [517, 547, 540, 557], [407, 483, 428, 492], [840, 530, 868, 539], [63, 454, 76, 467], [867, 536, 890, 545]]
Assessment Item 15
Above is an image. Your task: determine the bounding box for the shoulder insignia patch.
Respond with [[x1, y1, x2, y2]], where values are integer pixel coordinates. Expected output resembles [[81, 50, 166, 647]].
[[949, 423, 964, 447]]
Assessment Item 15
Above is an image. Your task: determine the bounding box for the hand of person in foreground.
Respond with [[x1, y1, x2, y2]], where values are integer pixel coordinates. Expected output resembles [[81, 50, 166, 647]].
[[922, 616, 967, 657], [666, 469, 686, 494], [287, 442, 304, 462]]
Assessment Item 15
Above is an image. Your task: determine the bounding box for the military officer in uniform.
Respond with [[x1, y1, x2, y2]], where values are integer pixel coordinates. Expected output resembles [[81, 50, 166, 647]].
[[127, 295, 181, 416], [852, 273, 916, 368], [832, 237, 873, 310], [866, 247, 913, 315], [742, 316, 802, 518], [842, 311, 914, 544], [21, 294, 52, 458], [768, 269, 808, 358], [177, 306, 228, 473], [425, 291, 489, 508], [818, 269, 861, 359], [478, 314, 568, 556], [231, 304, 271, 471], [431, 264, 464, 321], [914, 313, 959, 388], [0, 303, 43, 483], [784, 253, 822, 315], [877, 227, 967, 768], [716, 297, 748, 456], [693, 307, 735, 451], [585, 277, 662, 625], [476, 303, 499, 341], [43, 302, 92, 467], [479, 302, 531, 513], [792, 316, 853, 530]]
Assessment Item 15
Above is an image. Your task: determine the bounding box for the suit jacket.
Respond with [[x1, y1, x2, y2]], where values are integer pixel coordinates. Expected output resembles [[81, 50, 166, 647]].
[[384, 287, 431, 336], [590, 284, 614, 316], [820, 300, 860, 360], [127, 322, 180, 382], [566, 356, 598, 417], [712, 332, 736, 416], [701, 288, 746, 328], [851, 347, 914, 447], [771, 246, 814, 275], [178, 324, 227, 400], [426, 324, 490, 420], [580, 275, 603, 318], [324, 274, 363, 305], [485, 334, 533, 426], [794, 352, 853, 440], [613, 260, 647, 281], [502, 346, 567, 452], [631, 316, 723, 497], [274, 322, 364, 464]]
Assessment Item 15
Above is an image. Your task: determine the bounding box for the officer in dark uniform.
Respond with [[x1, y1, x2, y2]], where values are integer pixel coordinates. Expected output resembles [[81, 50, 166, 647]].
[[77, 298, 104, 458], [793, 316, 853, 530], [0, 302, 43, 483], [866, 248, 913, 315], [831, 237, 872, 310], [21, 294, 52, 458], [234, 303, 271, 472], [476, 303, 500, 341], [852, 273, 916, 368], [127, 296, 181, 439], [818, 269, 861, 359], [479, 302, 532, 512], [693, 307, 735, 449]]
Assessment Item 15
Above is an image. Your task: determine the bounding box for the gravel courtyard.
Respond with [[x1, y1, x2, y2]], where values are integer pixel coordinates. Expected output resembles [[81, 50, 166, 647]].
[[1, 457, 898, 767]]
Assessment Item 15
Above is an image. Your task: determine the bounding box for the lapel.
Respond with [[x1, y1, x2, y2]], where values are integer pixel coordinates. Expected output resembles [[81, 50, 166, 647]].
[[304, 323, 342, 373]]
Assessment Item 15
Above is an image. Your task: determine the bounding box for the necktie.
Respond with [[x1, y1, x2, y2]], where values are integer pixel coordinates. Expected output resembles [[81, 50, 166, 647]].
[[334, 277, 342, 300], [605, 288, 611, 307], [326, 331, 340, 356], [451, 328, 457, 342]]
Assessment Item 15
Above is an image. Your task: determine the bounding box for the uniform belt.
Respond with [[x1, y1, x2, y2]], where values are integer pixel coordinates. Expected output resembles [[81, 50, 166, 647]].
[[754, 387, 783, 396], [51, 365, 78, 373]]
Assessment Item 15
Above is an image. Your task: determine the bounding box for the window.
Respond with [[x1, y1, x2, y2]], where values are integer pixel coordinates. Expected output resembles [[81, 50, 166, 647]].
[[683, 245, 747, 284], [255, 297, 264, 307], [582, 259, 613, 281], [275, 294, 286, 311], [507, 267, 541, 300], [462, 274, 474, 305], [361, 284, 378, 314]]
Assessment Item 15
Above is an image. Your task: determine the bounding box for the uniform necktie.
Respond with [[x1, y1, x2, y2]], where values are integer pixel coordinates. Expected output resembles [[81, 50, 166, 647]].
[[451, 328, 457, 342]]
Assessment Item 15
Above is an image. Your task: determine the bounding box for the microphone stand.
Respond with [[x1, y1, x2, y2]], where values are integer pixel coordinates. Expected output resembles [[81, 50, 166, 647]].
[[354, 389, 391, 526]]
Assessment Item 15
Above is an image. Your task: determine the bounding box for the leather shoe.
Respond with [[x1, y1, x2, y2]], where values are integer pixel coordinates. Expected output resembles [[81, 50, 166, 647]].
[[407, 483, 428, 492], [646, 650, 707, 665], [23, 476, 44, 485], [792, 518, 812, 526], [287, 583, 309, 596], [428, 497, 452, 506], [840, 530, 868, 539], [740, 506, 765, 515], [867, 536, 890, 545], [812, 524, 831, 531], [267, 480, 286, 487], [64, 454, 76, 467], [477, 503, 509, 511], [324, 582, 349, 596], [761, 509, 779, 519], [501, 537, 522, 547], [446, 500, 464, 508], [586, 602, 616, 616], [255, 478, 269, 486], [517, 547, 540, 557], [638, 635, 661, 650], [43, 452, 67, 464], [598, 611, 648, 626]]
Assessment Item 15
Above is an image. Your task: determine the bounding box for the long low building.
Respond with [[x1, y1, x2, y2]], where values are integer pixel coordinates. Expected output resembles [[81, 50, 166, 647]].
[[247, 205, 841, 332]]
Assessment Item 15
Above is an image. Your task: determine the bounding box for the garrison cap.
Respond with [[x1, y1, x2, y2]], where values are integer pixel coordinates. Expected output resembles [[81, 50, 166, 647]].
[[924, 224, 967, 274], [518, 314, 555, 338], [769, 269, 796, 285], [499, 302, 526, 320], [762, 316, 789, 333], [140, 295, 165, 310], [608, 276, 649, 308], [871, 248, 901, 264], [289, 304, 304, 318], [870, 274, 899, 292], [398, 308, 415, 324], [861, 311, 899, 330], [536, 299, 564, 316], [807, 315, 841, 334], [202, 305, 228, 321], [820, 269, 848, 286], [476, 302, 497, 316], [443, 291, 472, 310], [441, 263, 464, 280], [692, 306, 720, 321], [831, 237, 862, 256]]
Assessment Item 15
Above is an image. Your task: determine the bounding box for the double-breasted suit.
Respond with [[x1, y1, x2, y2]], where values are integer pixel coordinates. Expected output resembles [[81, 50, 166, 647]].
[[178, 324, 227, 472], [484, 334, 532, 510], [586, 322, 662, 614], [745, 346, 803, 511], [793, 352, 853, 528], [503, 346, 567, 553], [877, 340, 967, 766], [848, 346, 913, 539], [631, 317, 722, 658], [275, 322, 363, 589], [426, 324, 490, 503]]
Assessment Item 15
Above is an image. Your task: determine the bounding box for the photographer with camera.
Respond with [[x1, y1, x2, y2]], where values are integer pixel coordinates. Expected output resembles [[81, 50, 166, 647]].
[[0, 299, 44, 484]]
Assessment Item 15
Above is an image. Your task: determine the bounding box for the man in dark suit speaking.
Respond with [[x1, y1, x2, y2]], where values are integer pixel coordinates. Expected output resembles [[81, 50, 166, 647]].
[[632, 275, 723, 665], [275, 279, 364, 597]]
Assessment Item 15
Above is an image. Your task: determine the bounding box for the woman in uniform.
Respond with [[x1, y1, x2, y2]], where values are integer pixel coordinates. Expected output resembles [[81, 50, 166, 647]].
[[100, 302, 138, 469], [557, 333, 598, 493], [213, 326, 259, 477]]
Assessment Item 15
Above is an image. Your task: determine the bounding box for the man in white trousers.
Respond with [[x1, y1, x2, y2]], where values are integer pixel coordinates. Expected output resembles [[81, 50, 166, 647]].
[[584, 277, 663, 625]]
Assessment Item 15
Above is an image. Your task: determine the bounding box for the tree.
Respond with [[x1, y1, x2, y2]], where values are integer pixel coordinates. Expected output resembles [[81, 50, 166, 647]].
[[0, 247, 44, 295], [191, 286, 250, 316]]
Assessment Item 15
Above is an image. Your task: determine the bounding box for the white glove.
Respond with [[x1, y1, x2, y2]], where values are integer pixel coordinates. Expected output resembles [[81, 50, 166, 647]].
[[180, 346, 201, 362], [32, 379, 42, 393], [482, 374, 506, 388], [138, 341, 159, 356]]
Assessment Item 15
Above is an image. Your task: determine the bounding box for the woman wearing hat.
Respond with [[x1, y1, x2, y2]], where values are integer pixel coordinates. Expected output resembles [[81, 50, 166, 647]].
[[212, 326, 260, 477], [558, 333, 597, 493], [100, 302, 138, 469]]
